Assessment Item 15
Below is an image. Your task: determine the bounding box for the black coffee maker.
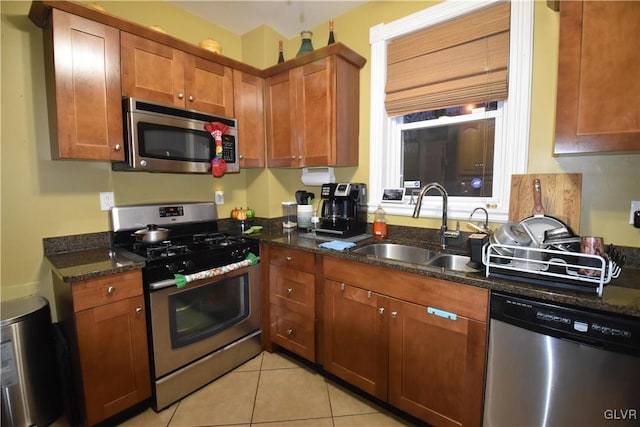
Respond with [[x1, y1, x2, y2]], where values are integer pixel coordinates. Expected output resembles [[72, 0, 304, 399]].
[[316, 183, 367, 237]]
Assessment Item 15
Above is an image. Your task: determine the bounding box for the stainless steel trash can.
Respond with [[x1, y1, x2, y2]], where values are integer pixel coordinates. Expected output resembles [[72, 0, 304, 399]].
[[1, 296, 62, 427]]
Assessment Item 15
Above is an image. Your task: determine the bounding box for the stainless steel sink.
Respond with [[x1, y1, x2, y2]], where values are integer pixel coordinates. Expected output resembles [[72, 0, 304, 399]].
[[425, 254, 478, 272], [353, 243, 480, 273], [352, 243, 437, 264]]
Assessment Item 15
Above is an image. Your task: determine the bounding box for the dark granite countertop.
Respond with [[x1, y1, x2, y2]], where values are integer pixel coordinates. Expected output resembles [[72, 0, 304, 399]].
[[253, 229, 640, 319], [42, 229, 640, 318], [44, 232, 146, 283]]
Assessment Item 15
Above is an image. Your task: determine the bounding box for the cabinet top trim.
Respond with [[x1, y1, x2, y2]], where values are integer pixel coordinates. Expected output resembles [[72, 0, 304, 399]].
[[262, 43, 367, 77], [29, 1, 366, 77], [29, 0, 263, 75]]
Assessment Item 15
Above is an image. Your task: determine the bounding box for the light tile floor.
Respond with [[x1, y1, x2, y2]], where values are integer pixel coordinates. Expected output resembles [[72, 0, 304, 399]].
[[115, 351, 419, 427]]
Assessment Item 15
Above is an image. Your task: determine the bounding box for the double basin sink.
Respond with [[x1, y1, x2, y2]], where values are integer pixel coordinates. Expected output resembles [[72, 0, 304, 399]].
[[352, 243, 479, 273]]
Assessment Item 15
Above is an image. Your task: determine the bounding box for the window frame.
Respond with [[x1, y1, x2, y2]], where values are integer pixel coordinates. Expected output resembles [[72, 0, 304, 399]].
[[368, 0, 534, 222]]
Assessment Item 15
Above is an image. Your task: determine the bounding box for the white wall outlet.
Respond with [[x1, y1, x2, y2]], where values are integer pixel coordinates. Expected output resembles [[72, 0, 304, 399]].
[[215, 190, 224, 205], [630, 200, 640, 224], [100, 192, 114, 211]]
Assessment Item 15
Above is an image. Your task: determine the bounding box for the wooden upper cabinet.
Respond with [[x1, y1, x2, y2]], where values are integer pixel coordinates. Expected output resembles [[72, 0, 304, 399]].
[[233, 70, 265, 168], [41, 8, 124, 161], [121, 32, 234, 117], [264, 44, 366, 168], [554, 1, 640, 154]]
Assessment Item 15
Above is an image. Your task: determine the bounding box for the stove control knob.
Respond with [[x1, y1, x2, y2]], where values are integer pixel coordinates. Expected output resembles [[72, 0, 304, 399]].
[[182, 260, 195, 270], [165, 263, 179, 273]]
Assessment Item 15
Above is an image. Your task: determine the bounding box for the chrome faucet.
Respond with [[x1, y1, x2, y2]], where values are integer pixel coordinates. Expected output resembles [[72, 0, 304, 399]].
[[412, 182, 460, 249], [468, 207, 491, 234]]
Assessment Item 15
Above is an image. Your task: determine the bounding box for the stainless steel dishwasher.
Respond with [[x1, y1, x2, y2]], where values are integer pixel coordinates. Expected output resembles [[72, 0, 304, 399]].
[[483, 292, 640, 427]]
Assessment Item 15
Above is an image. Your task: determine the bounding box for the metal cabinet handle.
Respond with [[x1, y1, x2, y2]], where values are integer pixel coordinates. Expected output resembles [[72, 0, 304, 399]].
[[286, 328, 293, 335], [178, 93, 184, 99], [114, 144, 121, 151], [238, 154, 244, 159], [298, 155, 303, 160], [106, 286, 115, 295], [340, 283, 345, 291], [287, 288, 293, 295], [291, 155, 296, 159], [136, 307, 143, 314], [391, 311, 398, 318], [378, 307, 385, 315], [367, 290, 372, 299], [285, 256, 292, 261], [188, 95, 194, 102]]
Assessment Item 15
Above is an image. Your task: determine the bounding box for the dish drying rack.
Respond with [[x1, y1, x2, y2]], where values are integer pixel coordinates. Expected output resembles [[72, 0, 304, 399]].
[[483, 243, 616, 297]]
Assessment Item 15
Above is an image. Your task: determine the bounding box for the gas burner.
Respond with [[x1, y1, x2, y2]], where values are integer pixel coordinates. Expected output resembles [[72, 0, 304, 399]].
[[145, 243, 190, 259], [192, 232, 243, 248]]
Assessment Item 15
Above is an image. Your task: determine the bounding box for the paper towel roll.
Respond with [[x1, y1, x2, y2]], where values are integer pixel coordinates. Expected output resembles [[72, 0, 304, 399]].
[[301, 167, 335, 186]]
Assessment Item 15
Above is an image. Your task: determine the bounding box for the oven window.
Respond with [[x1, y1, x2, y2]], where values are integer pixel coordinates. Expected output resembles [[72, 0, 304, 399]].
[[168, 273, 250, 348], [138, 122, 212, 162]]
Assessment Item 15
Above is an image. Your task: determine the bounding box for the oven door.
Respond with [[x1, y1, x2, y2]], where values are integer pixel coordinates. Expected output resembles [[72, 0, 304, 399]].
[[148, 265, 260, 378]]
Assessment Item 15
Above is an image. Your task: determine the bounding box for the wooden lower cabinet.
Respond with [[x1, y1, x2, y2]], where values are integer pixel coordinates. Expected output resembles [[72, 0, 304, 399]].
[[322, 257, 488, 427], [53, 270, 150, 426], [267, 246, 316, 361], [323, 280, 388, 400], [387, 298, 487, 427]]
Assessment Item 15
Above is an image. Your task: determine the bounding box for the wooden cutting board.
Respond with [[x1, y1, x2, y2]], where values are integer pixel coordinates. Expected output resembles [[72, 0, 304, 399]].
[[508, 173, 582, 233]]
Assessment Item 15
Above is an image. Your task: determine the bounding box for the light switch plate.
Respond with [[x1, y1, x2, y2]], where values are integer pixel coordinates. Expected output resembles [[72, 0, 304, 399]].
[[630, 200, 640, 224], [100, 192, 114, 211], [215, 190, 224, 205]]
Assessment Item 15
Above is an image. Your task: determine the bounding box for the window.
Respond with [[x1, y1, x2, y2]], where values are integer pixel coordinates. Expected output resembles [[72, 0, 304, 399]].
[[369, 0, 534, 222]]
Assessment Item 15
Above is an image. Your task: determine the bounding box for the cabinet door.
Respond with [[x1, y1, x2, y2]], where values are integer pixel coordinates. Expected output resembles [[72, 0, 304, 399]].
[[554, 1, 640, 154], [323, 280, 388, 400], [388, 299, 486, 427], [121, 32, 185, 106], [233, 71, 265, 167], [185, 55, 234, 116], [293, 58, 334, 167], [75, 295, 151, 426], [47, 9, 123, 161], [265, 71, 296, 167]]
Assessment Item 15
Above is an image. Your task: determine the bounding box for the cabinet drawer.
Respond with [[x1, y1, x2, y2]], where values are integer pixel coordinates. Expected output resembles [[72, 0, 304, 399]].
[[72, 270, 143, 312], [270, 303, 315, 361], [269, 246, 315, 273], [269, 265, 314, 314]]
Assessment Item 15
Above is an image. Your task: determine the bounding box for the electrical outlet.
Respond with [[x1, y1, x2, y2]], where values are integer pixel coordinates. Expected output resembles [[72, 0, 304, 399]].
[[215, 190, 224, 205], [631, 201, 640, 224], [100, 192, 114, 211]]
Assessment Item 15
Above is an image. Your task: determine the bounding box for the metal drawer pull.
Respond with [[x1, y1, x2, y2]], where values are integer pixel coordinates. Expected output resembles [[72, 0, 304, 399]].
[[136, 307, 142, 314], [427, 307, 457, 321], [340, 283, 345, 291], [178, 93, 184, 99], [286, 329, 293, 335], [286, 256, 292, 261], [287, 288, 293, 295], [378, 307, 385, 315], [367, 290, 372, 299], [106, 286, 115, 295], [188, 95, 194, 102], [391, 311, 398, 318]]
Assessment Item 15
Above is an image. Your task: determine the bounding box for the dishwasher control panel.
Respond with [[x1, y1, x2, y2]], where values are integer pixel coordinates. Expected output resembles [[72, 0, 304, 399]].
[[492, 292, 640, 356]]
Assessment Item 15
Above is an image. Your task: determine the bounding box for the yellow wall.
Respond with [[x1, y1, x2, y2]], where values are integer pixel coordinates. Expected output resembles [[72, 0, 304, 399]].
[[1, 1, 639, 307]]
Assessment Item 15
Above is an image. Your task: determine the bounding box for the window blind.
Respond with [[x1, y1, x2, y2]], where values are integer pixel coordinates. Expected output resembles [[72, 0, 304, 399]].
[[385, 1, 511, 116]]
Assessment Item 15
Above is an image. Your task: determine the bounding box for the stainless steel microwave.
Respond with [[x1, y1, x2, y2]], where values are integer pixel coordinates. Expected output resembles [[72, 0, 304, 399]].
[[113, 98, 239, 174]]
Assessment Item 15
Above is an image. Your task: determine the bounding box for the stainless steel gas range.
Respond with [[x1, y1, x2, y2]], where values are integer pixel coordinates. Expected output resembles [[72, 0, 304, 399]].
[[111, 202, 261, 411]]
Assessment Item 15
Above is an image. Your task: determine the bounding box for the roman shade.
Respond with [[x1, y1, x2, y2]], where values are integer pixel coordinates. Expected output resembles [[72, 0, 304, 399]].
[[385, 1, 511, 116]]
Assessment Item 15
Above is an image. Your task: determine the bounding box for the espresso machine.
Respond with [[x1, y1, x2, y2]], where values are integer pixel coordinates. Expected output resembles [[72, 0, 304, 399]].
[[316, 183, 367, 237]]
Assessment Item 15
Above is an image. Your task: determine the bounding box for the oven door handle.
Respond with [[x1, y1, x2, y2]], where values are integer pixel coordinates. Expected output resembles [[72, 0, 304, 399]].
[[149, 279, 177, 291]]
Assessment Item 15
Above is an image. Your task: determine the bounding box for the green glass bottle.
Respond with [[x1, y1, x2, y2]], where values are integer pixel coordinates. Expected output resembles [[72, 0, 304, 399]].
[[296, 30, 314, 57]]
